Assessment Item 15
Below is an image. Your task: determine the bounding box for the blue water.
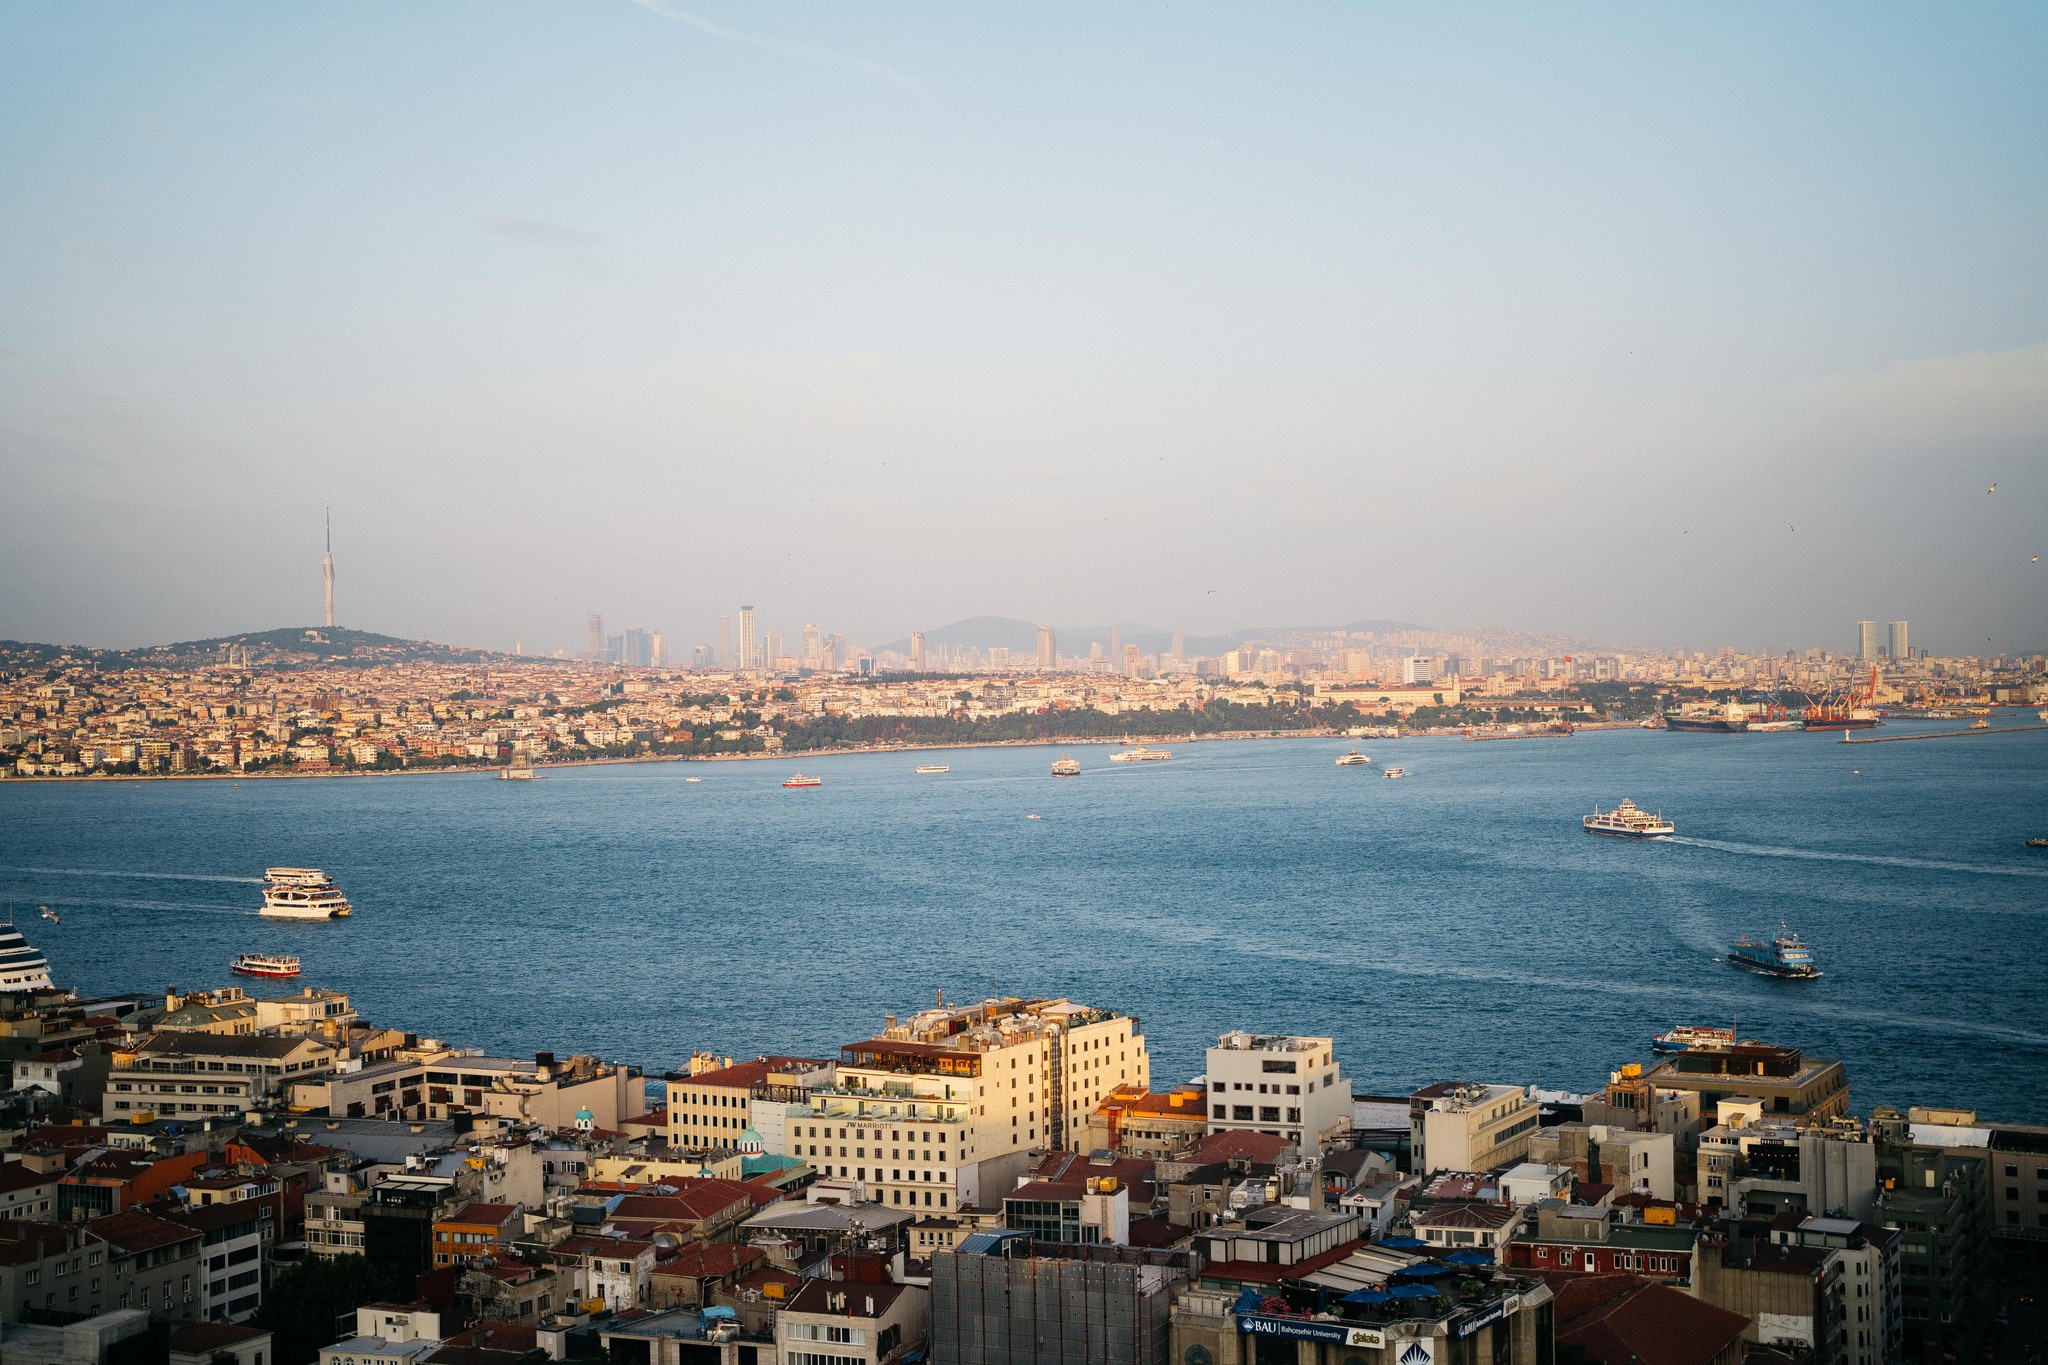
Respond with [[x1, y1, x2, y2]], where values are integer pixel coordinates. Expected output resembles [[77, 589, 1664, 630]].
[[4, 726, 2046, 1119]]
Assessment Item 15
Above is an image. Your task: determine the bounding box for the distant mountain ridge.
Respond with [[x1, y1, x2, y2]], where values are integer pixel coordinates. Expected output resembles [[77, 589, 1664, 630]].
[[873, 616, 1432, 658], [0, 626, 538, 670]]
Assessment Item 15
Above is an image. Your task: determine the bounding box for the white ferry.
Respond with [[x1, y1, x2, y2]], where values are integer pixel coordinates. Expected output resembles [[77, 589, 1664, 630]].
[[914, 764, 950, 774], [1382, 767, 1407, 779], [1334, 751, 1371, 766], [231, 953, 302, 980], [0, 925, 55, 992], [782, 773, 822, 788], [260, 868, 353, 920], [1051, 756, 1082, 777], [1582, 798, 1674, 838], [1107, 745, 1171, 763], [1651, 1024, 1736, 1054]]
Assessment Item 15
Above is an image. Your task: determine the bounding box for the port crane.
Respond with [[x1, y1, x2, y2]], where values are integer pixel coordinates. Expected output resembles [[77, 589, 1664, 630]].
[[1803, 665, 1879, 728]]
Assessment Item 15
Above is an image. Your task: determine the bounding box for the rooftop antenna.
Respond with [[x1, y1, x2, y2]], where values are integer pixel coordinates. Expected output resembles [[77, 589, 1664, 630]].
[[322, 505, 335, 629]]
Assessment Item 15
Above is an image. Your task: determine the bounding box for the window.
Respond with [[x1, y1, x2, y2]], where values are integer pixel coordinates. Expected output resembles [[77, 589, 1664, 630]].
[[1211, 1106, 1224, 1119], [1232, 1106, 1253, 1121]]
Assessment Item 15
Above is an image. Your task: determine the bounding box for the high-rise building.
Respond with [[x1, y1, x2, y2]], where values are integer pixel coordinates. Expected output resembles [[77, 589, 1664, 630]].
[[910, 631, 926, 671], [588, 613, 605, 663], [1204, 1031, 1349, 1150], [1889, 621, 1909, 661], [765, 630, 783, 670], [1171, 630, 1184, 659], [717, 614, 731, 667], [739, 606, 756, 672], [1109, 627, 1121, 663], [322, 507, 335, 628], [650, 633, 664, 668], [1403, 655, 1435, 684], [1122, 643, 1141, 678], [1036, 625, 1055, 670], [622, 628, 653, 668], [822, 634, 841, 672], [802, 624, 822, 670], [1858, 621, 1878, 660]]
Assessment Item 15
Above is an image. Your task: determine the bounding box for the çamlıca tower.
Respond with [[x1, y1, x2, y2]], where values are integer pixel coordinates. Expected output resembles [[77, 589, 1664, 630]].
[[323, 506, 335, 628]]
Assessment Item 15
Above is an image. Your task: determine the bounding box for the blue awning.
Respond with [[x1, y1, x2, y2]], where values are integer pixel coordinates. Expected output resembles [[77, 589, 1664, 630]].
[[1388, 1282, 1442, 1299], [1340, 1287, 1393, 1305], [1378, 1235, 1428, 1249], [1394, 1262, 1452, 1279], [1444, 1249, 1494, 1266]]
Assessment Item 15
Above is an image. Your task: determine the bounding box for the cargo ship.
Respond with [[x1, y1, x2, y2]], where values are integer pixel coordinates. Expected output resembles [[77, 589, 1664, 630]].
[[1727, 926, 1821, 979], [1663, 701, 1750, 733]]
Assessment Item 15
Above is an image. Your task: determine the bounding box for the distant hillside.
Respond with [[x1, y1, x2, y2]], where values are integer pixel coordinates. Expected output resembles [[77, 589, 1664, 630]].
[[0, 626, 549, 671], [874, 616, 1431, 658]]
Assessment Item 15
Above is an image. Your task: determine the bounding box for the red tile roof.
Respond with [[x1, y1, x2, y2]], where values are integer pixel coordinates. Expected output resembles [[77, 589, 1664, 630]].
[[653, 1242, 762, 1279], [90, 1210, 201, 1254], [441, 1203, 521, 1229], [786, 1279, 907, 1318], [166, 1321, 271, 1352], [1555, 1273, 1749, 1365], [1185, 1130, 1292, 1165]]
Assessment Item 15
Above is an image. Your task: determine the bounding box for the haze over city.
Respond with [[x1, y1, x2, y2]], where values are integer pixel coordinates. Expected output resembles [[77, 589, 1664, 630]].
[[2, 3, 2044, 655]]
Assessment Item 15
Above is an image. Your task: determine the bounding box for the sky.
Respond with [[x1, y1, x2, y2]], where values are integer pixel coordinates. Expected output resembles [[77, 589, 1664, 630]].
[[1, 3, 2044, 658]]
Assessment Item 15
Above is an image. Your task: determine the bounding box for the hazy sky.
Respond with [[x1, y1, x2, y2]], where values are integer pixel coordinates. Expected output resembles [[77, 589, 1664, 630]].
[[3, 3, 2044, 656]]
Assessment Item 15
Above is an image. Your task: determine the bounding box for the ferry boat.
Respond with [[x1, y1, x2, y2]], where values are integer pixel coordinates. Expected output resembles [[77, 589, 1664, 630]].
[[1583, 798, 1674, 838], [1382, 767, 1406, 779], [1334, 750, 1372, 766], [0, 925, 55, 992], [782, 774, 822, 788], [260, 869, 352, 920], [1051, 756, 1082, 777], [914, 764, 950, 774], [1727, 926, 1821, 979], [1108, 745, 1171, 763], [231, 953, 301, 980], [1651, 1024, 1736, 1054]]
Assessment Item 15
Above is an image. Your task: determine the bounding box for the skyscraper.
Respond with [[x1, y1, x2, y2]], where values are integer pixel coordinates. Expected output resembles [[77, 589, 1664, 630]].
[[739, 607, 757, 672], [910, 631, 925, 671], [650, 633, 665, 668], [588, 613, 605, 662], [1170, 630, 1184, 660], [802, 624, 822, 670], [765, 630, 783, 670], [1857, 621, 1878, 660], [1888, 621, 1909, 661], [717, 615, 731, 668], [1122, 643, 1141, 678], [1036, 626, 1055, 670], [323, 507, 335, 628], [1109, 627, 1121, 663]]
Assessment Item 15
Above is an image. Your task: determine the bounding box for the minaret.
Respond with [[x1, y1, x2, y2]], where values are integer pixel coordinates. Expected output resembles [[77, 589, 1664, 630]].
[[323, 506, 335, 628]]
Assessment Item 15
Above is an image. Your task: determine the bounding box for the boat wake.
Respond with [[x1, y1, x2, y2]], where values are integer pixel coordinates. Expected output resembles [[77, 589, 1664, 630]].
[[1668, 838, 2048, 880], [0, 865, 264, 884], [18, 894, 260, 916]]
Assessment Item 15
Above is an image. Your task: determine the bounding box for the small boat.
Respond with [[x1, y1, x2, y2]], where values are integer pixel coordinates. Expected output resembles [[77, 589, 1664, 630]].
[[1583, 798, 1674, 838], [1727, 924, 1821, 979], [1970, 719, 1991, 729], [1051, 757, 1081, 777], [1026, 814, 1042, 820], [782, 774, 822, 788], [1652, 1024, 1735, 1054], [915, 764, 950, 774], [2026, 838, 2048, 850], [261, 868, 352, 920], [1334, 751, 1371, 766], [1382, 767, 1406, 779], [685, 776, 702, 782], [231, 953, 301, 980]]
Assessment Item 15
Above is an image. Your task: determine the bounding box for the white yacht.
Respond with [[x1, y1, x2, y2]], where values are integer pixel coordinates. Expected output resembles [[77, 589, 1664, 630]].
[[915, 764, 950, 774], [260, 868, 353, 920], [1334, 751, 1371, 766], [0, 925, 54, 992], [1582, 798, 1674, 838]]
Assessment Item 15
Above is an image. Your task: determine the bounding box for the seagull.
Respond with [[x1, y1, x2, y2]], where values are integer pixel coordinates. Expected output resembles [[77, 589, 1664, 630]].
[[2033, 556, 2040, 564], [1786, 523, 1795, 533], [1988, 483, 1998, 494]]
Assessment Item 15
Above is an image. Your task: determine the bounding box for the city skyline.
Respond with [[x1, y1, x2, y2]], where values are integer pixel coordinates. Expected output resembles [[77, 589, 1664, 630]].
[[2, 5, 2044, 655]]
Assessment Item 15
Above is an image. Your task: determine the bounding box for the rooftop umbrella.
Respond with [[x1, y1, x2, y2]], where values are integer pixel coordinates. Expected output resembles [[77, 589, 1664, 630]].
[[1388, 1282, 1442, 1300], [1444, 1249, 1494, 1266], [1379, 1235, 1428, 1250], [1340, 1287, 1393, 1305], [1394, 1262, 1453, 1279]]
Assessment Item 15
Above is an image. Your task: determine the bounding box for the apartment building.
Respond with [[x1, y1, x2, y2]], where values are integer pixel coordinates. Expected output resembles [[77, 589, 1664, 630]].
[[1411, 1083, 1540, 1176], [795, 998, 1145, 1215], [1203, 1033, 1348, 1151], [663, 1055, 834, 1151], [103, 1034, 338, 1122], [1640, 1042, 1850, 1125]]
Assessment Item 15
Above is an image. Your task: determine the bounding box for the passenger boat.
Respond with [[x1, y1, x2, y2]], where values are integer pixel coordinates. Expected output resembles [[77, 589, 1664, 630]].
[[1582, 798, 1674, 838], [1107, 745, 1171, 763], [1382, 767, 1406, 779], [914, 764, 950, 774], [1652, 1024, 1736, 1054], [782, 774, 822, 788], [1051, 757, 1082, 777], [0, 925, 55, 992], [231, 953, 302, 980], [1727, 926, 1821, 979], [1334, 751, 1371, 766], [2025, 838, 2048, 850], [260, 869, 352, 920]]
